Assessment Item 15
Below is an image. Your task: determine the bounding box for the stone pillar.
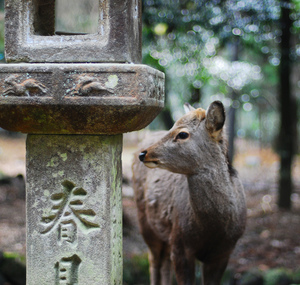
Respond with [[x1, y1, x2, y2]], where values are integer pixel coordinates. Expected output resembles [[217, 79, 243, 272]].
[[1, 1, 164, 284], [27, 135, 123, 284]]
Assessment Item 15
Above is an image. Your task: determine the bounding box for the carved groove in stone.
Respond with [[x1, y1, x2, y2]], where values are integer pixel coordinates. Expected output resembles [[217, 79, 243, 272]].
[[2, 75, 48, 97], [55, 254, 81, 285], [58, 220, 77, 244], [41, 180, 100, 237], [65, 75, 115, 97]]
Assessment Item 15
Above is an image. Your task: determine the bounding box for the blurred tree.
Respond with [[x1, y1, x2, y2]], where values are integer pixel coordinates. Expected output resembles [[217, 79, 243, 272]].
[[227, 40, 240, 164], [278, 0, 296, 210]]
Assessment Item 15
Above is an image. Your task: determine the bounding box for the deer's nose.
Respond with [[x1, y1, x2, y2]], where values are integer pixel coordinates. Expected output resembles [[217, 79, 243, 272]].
[[139, 151, 147, 162]]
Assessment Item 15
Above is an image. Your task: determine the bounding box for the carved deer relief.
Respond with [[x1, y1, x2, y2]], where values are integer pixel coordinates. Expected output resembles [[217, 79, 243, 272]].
[[3, 75, 48, 97], [66, 75, 115, 97], [132, 101, 246, 285]]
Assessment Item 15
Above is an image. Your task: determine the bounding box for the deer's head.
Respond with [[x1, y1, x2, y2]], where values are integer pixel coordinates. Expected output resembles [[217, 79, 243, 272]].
[[139, 101, 226, 175]]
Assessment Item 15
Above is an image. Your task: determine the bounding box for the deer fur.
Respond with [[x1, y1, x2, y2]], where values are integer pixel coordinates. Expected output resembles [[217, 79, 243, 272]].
[[132, 101, 246, 285]]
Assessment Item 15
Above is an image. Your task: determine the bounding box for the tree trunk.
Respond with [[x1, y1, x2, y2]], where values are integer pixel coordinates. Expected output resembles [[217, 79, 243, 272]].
[[190, 88, 201, 105], [159, 108, 174, 130], [227, 40, 239, 164], [278, 0, 295, 210]]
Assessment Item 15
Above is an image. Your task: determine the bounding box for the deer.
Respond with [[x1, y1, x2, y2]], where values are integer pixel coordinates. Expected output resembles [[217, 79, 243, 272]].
[[132, 101, 246, 285]]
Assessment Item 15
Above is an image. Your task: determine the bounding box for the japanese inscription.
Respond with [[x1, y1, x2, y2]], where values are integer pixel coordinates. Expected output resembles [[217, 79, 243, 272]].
[[55, 254, 81, 285], [41, 180, 100, 242]]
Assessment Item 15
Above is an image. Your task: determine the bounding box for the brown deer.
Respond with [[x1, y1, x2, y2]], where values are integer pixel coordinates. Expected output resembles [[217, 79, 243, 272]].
[[132, 101, 246, 285]]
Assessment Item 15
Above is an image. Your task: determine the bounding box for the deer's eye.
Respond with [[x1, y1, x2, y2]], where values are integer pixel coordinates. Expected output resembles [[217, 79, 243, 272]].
[[176, 132, 189, 140]]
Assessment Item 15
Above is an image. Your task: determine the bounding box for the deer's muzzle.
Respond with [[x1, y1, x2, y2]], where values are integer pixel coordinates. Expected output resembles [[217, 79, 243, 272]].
[[139, 150, 160, 168]]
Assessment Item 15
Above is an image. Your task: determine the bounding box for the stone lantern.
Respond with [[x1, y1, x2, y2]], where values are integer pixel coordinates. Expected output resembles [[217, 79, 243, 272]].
[[0, 0, 165, 284]]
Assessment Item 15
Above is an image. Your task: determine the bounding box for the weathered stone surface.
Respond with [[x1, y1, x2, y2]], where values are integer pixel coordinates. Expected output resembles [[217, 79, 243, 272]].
[[5, 0, 141, 63], [26, 134, 123, 284], [0, 63, 165, 134]]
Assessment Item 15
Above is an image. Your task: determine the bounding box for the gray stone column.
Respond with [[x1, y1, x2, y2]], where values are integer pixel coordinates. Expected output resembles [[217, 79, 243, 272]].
[[26, 135, 122, 284]]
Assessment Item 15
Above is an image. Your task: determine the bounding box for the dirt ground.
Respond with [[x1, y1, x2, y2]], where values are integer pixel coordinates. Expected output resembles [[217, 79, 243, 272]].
[[0, 133, 300, 276]]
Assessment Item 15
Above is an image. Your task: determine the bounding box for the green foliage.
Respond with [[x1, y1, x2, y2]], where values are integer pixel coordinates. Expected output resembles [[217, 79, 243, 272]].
[[292, 269, 300, 284], [239, 269, 264, 285], [264, 268, 292, 285], [123, 253, 150, 285], [2, 252, 26, 265]]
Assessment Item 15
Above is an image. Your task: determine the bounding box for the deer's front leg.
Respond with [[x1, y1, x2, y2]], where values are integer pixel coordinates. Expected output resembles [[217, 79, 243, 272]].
[[202, 256, 230, 285], [171, 239, 195, 285]]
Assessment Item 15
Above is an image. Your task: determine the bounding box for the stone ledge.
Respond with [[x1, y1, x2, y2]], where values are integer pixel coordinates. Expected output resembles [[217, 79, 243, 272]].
[[0, 64, 165, 134]]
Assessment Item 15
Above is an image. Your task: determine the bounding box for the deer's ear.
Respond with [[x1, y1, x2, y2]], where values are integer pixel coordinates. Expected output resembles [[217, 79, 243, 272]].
[[184, 103, 195, 114], [205, 101, 225, 139]]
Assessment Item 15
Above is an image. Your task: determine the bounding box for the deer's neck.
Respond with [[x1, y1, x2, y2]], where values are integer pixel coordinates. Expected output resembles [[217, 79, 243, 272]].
[[187, 165, 236, 219]]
